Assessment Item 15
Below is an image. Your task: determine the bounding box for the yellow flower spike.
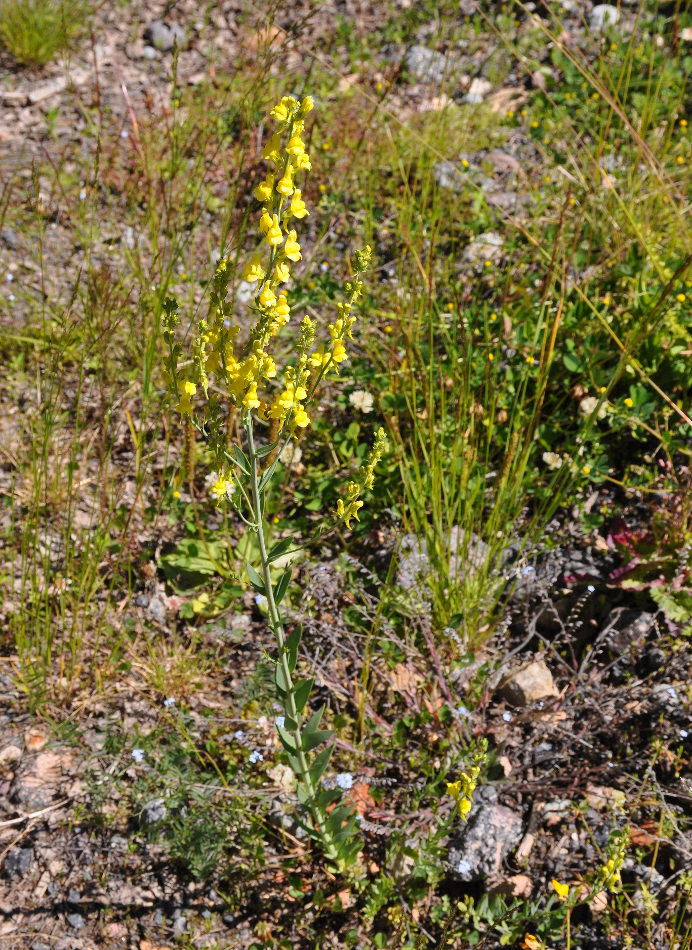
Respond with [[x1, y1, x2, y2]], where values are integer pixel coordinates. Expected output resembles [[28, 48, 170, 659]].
[[262, 133, 281, 164], [259, 284, 277, 308], [289, 189, 309, 218], [284, 230, 302, 261], [551, 879, 570, 901], [253, 174, 274, 202], [265, 214, 284, 247], [274, 261, 291, 283], [243, 253, 265, 283]]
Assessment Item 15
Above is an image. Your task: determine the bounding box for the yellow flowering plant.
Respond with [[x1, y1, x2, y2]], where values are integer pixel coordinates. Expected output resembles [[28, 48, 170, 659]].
[[161, 95, 385, 871]]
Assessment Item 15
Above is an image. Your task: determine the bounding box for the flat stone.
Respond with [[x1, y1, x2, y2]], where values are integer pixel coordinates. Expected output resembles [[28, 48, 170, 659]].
[[143, 20, 186, 53], [500, 660, 559, 707], [0, 745, 22, 769], [139, 797, 168, 826], [447, 799, 523, 881]]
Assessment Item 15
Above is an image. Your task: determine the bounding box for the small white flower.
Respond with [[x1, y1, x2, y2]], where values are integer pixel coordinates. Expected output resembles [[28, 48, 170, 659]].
[[667, 687, 678, 701], [234, 729, 245, 740], [274, 716, 285, 729], [6, 273, 13, 282], [163, 697, 176, 707], [455, 704, 470, 718], [349, 390, 374, 413], [79, 189, 87, 200], [255, 593, 266, 607], [587, 584, 596, 592], [121, 129, 129, 138], [131, 748, 145, 762], [542, 451, 562, 470], [579, 395, 607, 420], [502, 711, 512, 722], [249, 750, 264, 764], [680, 729, 689, 739], [457, 858, 473, 875], [278, 443, 303, 466], [336, 772, 354, 790]]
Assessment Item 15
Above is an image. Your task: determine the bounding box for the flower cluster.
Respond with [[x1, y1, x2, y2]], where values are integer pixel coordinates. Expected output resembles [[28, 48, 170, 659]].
[[445, 739, 487, 820], [163, 95, 374, 459], [595, 828, 628, 892], [335, 426, 386, 529]]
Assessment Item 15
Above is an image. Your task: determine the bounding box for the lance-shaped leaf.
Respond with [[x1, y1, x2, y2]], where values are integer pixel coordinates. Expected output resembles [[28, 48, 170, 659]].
[[293, 676, 313, 712], [246, 562, 265, 593], [255, 439, 280, 459], [267, 537, 294, 563], [276, 723, 299, 754], [233, 444, 251, 475], [307, 743, 333, 786], [258, 457, 280, 492], [274, 567, 292, 605], [302, 706, 332, 751], [284, 623, 303, 673]]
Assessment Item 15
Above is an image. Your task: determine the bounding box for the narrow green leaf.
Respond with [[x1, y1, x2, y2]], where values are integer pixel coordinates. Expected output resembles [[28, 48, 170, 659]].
[[285, 623, 303, 654], [258, 457, 279, 493], [315, 787, 341, 809], [246, 562, 265, 593], [293, 677, 313, 712], [233, 444, 251, 475], [283, 715, 299, 733], [308, 744, 333, 785], [276, 725, 298, 753], [302, 728, 333, 752], [267, 537, 293, 563], [275, 663, 290, 693], [274, 567, 292, 605], [304, 705, 324, 735], [287, 753, 306, 776], [255, 439, 280, 459]]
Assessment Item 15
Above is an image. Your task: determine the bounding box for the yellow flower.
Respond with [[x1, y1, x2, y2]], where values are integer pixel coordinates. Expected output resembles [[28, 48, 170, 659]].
[[276, 167, 295, 196], [259, 208, 272, 235], [552, 879, 570, 901], [243, 253, 265, 283], [211, 473, 229, 501], [243, 383, 261, 410], [446, 781, 462, 798], [582, 465, 591, 475], [274, 261, 290, 282], [292, 407, 310, 428], [262, 133, 281, 164], [271, 96, 297, 125], [298, 95, 314, 117], [284, 230, 302, 261], [272, 294, 290, 324], [289, 189, 309, 218], [253, 174, 274, 202], [265, 214, 283, 247], [294, 151, 312, 171], [175, 379, 196, 416], [676, 293, 686, 302], [259, 284, 277, 308], [624, 397, 633, 408], [520, 935, 542, 950], [458, 797, 472, 818], [286, 134, 305, 157]]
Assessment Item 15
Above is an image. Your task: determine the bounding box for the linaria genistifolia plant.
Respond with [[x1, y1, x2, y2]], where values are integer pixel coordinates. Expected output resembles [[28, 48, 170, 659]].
[[162, 94, 385, 871]]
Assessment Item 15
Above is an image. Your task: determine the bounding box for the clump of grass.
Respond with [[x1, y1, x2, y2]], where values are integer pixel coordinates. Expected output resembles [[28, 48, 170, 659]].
[[0, 0, 92, 67]]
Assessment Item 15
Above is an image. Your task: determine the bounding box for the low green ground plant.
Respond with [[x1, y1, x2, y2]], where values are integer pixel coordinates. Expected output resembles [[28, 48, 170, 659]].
[[0, 0, 93, 66]]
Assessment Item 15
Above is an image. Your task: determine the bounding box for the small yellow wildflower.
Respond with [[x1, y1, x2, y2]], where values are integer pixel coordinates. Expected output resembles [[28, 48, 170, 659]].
[[488, 352, 494, 361], [243, 253, 265, 283], [176, 379, 196, 416], [286, 134, 305, 157], [461, 158, 469, 168], [520, 935, 542, 950], [262, 133, 281, 164], [259, 285, 277, 308], [582, 465, 591, 475], [259, 208, 272, 235], [294, 151, 312, 171], [243, 383, 261, 410], [284, 230, 302, 262], [265, 214, 283, 246], [274, 261, 290, 283], [676, 156, 685, 165], [531, 120, 539, 128], [270, 96, 297, 125], [253, 174, 274, 203], [289, 189, 309, 218], [676, 293, 686, 302], [297, 95, 314, 117], [172, 490, 181, 499], [276, 167, 295, 196], [552, 879, 570, 901]]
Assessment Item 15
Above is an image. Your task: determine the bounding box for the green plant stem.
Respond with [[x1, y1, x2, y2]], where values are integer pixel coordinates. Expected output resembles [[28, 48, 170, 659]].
[[245, 412, 339, 863]]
